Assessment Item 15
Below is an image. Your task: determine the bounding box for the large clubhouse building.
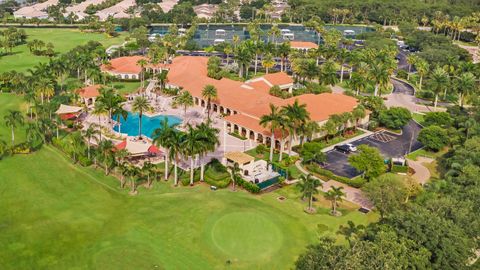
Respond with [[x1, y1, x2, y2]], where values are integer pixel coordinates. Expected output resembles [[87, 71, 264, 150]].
[[102, 55, 369, 149]]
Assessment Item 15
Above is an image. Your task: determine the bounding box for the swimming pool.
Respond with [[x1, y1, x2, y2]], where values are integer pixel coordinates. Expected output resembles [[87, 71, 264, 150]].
[[113, 112, 182, 138]]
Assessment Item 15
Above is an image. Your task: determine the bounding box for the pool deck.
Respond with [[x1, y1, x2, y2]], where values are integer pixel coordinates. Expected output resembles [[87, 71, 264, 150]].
[[83, 81, 257, 170]]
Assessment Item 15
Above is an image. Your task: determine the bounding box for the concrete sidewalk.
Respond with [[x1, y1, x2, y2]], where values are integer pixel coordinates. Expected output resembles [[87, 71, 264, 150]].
[[321, 128, 373, 153]]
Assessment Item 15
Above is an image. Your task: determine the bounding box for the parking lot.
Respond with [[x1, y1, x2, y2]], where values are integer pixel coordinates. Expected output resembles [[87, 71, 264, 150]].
[[322, 120, 423, 178]]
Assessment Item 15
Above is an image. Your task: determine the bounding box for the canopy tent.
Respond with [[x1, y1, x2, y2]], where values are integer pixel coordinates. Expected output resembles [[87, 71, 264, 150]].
[[55, 104, 83, 115], [115, 140, 162, 156]]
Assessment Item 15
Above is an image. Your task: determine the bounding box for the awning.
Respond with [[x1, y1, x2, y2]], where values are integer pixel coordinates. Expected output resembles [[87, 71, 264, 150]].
[[55, 104, 82, 115], [59, 113, 77, 120]]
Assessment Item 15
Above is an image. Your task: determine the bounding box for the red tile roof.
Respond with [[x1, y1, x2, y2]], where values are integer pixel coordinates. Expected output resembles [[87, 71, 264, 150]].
[[115, 140, 127, 151], [262, 72, 293, 86], [161, 56, 361, 135], [101, 56, 169, 75], [78, 84, 102, 98], [101, 56, 145, 75], [290, 41, 318, 50]]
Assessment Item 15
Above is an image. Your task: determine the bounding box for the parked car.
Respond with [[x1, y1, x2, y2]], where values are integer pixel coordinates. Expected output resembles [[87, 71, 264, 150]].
[[334, 143, 357, 153]]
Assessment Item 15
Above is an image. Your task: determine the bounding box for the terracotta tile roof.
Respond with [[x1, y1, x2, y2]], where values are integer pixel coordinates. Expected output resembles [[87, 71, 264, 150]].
[[166, 56, 359, 135], [262, 72, 293, 86], [290, 41, 318, 50], [101, 56, 145, 75], [224, 113, 286, 138], [78, 84, 102, 98], [244, 80, 271, 94]]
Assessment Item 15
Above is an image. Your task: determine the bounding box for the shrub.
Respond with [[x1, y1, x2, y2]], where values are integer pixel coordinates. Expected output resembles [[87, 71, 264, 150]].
[[391, 164, 408, 173], [255, 144, 266, 155], [306, 164, 366, 188], [379, 107, 412, 129], [418, 125, 449, 151], [423, 112, 453, 127], [208, 158, 227, 173], [78, 155, 93, 167], [236, 177, 261, 193], [396, 69, 408, 79]]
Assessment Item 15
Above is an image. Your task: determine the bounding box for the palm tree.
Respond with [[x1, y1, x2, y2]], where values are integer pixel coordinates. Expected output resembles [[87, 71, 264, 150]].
[[348, 72, 368, 96], [156, 69, 169, 95], [262, 53, 275, 74], [228, 162, 241, 191], [277, 42, 291, 72], [201, 84, 218, 121], [298, 174, 322, 212], [137, 58, 148, 89], [152, 118, 176, 181], [454, 72, 476, 107], [336, 48, 350, 83], [429, 67, 450, 110], [324, 186, 345, 216], [319, 60, 338, 86], [351, 105, 366, 130], [281, 100, 310, 155], [235, 43, 253, 78], [142, 161, 155, 188], [4, 110, 24, 146], [260, 104, 283, 163], [96, 87, 123, 126], [339, 112, 352, 136], [369, 62, 389, 96], [169, 131, 183, 186], [181, 124, 200, 186], [118, 161, 129, 188], [126, 164, 140, 195], [174, 90, 194, 117], [112, 106, 128, 134], [66, 131, 85, 163], [92, 101, 107, 140], [25, 122, 42, 148], [131, 96, 152, 139], [415, 59, 429, 92], [82, 125, 100, 160], [196, 122, 220, 182], [322, 118, 338, 143], [406, 54, 418, 80], [98, 139, 115, 175]]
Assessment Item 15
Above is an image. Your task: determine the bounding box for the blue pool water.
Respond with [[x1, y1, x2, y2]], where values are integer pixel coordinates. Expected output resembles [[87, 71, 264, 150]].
[[113, 112, 182, 138]]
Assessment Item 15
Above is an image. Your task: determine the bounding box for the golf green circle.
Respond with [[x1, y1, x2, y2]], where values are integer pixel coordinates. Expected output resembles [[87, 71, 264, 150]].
[[210, 212, 283, 260]]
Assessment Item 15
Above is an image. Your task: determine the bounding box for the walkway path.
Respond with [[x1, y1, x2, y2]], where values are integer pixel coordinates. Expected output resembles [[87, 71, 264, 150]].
[[406, 156, 434, 185], [294, 160, 373, 209]]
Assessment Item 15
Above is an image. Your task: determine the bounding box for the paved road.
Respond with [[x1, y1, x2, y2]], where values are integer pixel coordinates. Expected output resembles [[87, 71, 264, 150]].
[[322, 120, 423, 178], [385, 78, 439, 112]]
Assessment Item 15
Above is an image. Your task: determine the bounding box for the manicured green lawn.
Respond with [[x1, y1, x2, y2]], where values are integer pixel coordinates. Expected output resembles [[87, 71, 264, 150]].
[[412, 112, 425, 126], [112, 81, 141, 96], [0, 146, 376, 269], [0, 93, 27, 144], [0, 28, 125, 73], [406, 147, 448, 161]]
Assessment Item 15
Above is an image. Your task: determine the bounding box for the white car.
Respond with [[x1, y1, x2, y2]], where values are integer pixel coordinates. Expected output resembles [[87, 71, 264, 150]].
[[345, 143, 357, 152]]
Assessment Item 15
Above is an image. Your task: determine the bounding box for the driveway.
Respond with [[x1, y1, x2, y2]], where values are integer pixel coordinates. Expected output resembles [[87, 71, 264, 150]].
[[322, 120, 423, 178]]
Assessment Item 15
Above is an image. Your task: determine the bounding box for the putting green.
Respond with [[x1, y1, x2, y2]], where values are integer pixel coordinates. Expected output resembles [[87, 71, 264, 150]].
[[210, 212, 283, 260]]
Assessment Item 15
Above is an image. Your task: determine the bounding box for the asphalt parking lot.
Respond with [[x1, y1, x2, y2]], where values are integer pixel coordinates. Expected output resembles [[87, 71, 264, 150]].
[[322, 120, 423, 178]]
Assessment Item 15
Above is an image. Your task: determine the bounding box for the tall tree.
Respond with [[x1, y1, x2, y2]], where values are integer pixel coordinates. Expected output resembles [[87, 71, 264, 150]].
[[260, 104, 283, 163], [201, 84, 218, 121], [4, 110, 24, 146], [298, 174, 322, 212], [131, 96, 152, 139], [324, 186, 345, 216]]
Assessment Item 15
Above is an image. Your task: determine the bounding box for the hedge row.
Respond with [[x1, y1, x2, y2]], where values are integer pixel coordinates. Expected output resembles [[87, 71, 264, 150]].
[[236, 177, 261, 193], [306, 164, 366, 188], [391, 164, 408, 173]]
